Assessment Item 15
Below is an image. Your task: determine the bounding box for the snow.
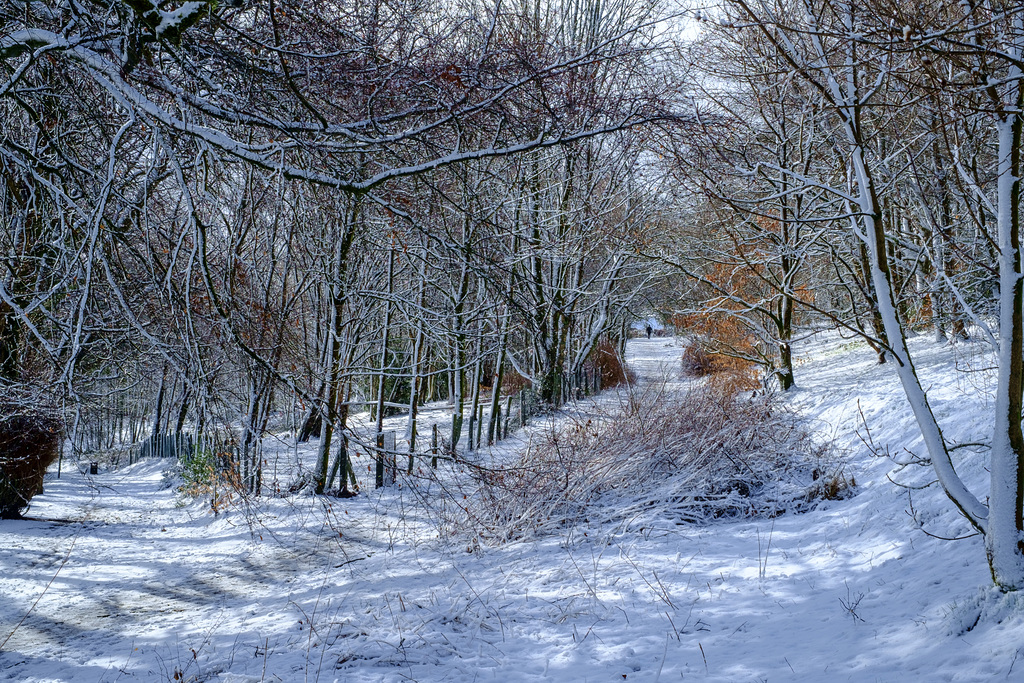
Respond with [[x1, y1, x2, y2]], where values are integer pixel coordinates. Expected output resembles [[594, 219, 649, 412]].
[[154, 3, 208, 39], [3, 334, 1024, 682]]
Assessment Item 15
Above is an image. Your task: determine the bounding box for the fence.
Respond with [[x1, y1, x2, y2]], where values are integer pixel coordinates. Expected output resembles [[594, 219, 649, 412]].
[[375, 430, 397, 488], [122, 385, 575, 490], [131, 433, 194, 463]]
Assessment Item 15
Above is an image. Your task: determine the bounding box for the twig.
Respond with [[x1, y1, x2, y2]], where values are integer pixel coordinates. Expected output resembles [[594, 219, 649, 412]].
[[653, 633, 669, 683], [260, 637, 269, 682], [758, 518, 774, 579], [838, 581, 866, 623], [905, 491, 982, 541]]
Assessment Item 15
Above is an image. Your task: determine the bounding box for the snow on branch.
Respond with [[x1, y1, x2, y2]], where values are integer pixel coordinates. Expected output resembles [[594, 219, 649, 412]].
[[122, 0, 211, 43]]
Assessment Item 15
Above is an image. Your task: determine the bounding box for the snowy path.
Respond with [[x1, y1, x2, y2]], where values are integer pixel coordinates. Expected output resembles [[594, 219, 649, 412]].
[[1, 335, 1022, 682]]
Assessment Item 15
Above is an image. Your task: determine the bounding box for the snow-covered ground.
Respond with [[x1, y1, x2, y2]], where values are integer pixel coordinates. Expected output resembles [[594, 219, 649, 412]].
[[2, 334, 1023, 682]]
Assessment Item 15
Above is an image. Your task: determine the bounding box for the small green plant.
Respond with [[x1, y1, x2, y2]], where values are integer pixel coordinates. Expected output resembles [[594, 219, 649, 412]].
[[177, 448, 242, 511], [179, 448, 218, 496]]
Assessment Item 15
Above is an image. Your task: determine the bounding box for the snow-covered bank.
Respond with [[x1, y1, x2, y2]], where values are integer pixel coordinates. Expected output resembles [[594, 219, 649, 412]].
[[1, 335, 1022, 682]]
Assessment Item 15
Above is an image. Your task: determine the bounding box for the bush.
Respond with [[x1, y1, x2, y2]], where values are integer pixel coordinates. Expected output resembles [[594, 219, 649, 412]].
[[437, 380, 841, 542], [680, 339, 716, 377], [177, 447, 242, 511], [0, 410, 61, 519], [680, 337, 760, 394], [591, 340, 634, 389], [179, 448, 218, 493], [501, 371, 531, 396]]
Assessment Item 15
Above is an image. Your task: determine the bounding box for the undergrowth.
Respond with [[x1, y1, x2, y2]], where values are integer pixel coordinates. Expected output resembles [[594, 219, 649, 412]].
[[176, 449, 243, 511], [430, 378, 848, 543]]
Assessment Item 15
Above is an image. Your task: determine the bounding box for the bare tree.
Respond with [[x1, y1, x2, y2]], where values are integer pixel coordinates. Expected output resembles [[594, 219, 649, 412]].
[[691, 0, 1024, 589]]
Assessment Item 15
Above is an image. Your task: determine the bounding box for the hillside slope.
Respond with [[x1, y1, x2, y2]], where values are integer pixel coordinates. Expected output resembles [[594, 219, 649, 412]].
[[1, 334, 1020, 682]]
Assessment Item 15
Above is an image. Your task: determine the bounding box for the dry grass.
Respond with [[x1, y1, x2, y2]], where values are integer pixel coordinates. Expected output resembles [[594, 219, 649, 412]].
[[434, 379, 845, 543]]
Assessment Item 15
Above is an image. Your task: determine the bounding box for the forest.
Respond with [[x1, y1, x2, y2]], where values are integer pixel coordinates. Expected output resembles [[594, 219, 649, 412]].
[[3, 0, 1024, 679]]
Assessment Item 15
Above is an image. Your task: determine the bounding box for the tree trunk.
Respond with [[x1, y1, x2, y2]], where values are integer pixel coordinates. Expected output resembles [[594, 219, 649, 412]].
[[488, 319, 508, 446], [405, 241, 429, 471], [315, 203, 359, 495], [986, 102, 1024, 589], [374, 246, 395, 488]]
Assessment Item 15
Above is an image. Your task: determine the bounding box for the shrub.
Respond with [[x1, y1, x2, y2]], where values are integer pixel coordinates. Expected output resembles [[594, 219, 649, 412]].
[[0, 410, 61, 519], [437, 380, 840, 542], [501, 371, 531, 396], [177, 447, 242, 511], [591, 340, 634, 389], [681, 339, 716, 377], [680, 336, 760, 393], [179, 448, 218, 493]]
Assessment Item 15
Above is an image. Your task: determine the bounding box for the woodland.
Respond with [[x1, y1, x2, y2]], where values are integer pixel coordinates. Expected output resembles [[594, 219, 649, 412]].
[[3, 0, 1024, 621]]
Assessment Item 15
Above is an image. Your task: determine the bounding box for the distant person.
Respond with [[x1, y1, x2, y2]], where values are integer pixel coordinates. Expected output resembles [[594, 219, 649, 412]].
[[645, 324, 652, 339]]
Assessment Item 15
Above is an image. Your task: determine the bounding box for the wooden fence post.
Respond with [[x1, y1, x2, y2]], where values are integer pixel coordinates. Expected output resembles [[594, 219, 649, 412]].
[[451, 413, 462, 452], [383, 431, 396, 486], [375, 432, 384, 488], [504, 395, 512, 439], [476, 404, 483, 447], [431, 423, 438, 468]]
